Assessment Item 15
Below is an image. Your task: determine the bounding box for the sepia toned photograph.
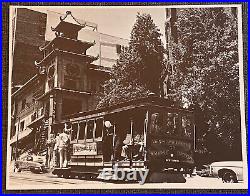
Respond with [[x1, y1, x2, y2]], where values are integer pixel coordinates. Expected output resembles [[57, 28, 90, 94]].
[[3, 3, 248, 192]]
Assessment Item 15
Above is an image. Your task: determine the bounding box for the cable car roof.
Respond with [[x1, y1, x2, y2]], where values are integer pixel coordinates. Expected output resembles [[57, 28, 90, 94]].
[[60, 95, 194, 124]]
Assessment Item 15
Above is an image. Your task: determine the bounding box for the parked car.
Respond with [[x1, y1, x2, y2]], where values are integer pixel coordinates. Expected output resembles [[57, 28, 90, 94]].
[[210, 161, 243, 183], [15, 155, 46, 174], [196, 165, 211, 177]]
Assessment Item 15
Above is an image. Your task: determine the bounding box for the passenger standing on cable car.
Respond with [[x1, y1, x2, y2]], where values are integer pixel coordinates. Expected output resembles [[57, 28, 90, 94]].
[[113, 121, 127, 161], [58, 123, 70, 168], [103, 121, 113, 162]]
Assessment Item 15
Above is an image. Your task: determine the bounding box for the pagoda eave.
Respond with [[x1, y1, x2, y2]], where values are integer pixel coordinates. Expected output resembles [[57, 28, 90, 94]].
[[35, 49, 99, 66], [39, 36, 95, 51], [51, 20, 83, 33], [58, 49, 99, 63]]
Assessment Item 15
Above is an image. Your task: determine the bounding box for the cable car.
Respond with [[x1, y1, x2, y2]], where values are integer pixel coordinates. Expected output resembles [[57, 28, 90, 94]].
[[52, 96, 195, 183]]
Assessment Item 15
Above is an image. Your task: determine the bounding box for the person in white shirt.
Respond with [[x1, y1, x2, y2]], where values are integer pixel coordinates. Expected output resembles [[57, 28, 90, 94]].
[[58, 123, 70, 168]]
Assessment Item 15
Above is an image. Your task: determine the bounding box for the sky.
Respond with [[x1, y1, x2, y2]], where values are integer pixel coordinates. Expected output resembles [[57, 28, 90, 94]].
[[27, 6, 167, 44]]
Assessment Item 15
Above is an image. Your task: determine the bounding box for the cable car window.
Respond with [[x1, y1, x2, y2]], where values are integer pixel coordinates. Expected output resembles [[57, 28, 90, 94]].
[[86, 120, 94, 139], [95, 118, 103, 138], [151, 112, 179, 135], [165, 113, 179, 135], [78, 121, 86, 140], [71, 123, 78, 141], [181, 115, 193, 138]]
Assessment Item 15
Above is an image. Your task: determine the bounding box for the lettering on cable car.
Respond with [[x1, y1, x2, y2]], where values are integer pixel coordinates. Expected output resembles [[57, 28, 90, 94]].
[[151, 139, 192, 150], [73, 143, 97, 155]]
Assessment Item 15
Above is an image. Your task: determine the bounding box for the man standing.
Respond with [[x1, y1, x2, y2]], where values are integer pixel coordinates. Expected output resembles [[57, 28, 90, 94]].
[[46, 133, 55, 168], [103, 121, 113, 162], [53, 133, 60, 167], [58, 123, 70, 168]]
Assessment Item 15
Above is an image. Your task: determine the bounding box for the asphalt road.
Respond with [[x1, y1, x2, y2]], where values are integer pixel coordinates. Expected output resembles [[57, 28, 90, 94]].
[[6, 171, 245, 190]]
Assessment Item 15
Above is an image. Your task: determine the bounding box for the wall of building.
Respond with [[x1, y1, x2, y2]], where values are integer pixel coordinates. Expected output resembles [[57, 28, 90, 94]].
[[10, 76, 44, 142], [12, 8, 47, 86]]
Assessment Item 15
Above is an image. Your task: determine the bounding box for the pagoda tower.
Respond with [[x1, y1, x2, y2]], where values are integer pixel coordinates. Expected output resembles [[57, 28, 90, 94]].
[[35, 11, 99, 136]]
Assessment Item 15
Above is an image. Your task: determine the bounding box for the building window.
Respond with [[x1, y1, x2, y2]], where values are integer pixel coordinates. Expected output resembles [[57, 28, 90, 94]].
[[38, 108, 44, 117], [116, 44, 122, 54], [21, 99, 26, 110], [166, 8, 170, 18], [20, 121, 25, 132], [10, 125, 17, 139], [31, 112, 37, 121]]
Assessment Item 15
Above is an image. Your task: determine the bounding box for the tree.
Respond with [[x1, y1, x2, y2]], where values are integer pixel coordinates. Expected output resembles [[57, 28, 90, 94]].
[[171, 8, 241, 161], [97, 13, 165, 108]]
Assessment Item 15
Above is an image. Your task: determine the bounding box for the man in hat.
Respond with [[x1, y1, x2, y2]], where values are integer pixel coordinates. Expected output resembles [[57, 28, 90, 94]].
[[103, 121, 113, 162]]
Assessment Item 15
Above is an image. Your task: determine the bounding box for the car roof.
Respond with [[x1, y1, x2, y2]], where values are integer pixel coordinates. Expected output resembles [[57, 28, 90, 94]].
[[210, 161, 243, 167]]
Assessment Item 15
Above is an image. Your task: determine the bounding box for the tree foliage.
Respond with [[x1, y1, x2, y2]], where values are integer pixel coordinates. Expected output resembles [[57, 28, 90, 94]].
[[97, 13, 165, 108], [171, 8, 241, 160]]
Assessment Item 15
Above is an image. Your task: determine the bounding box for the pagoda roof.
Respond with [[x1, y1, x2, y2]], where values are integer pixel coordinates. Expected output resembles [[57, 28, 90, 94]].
[[35, 48, 99, 66], [51, 11, 97, 32], [39, 36, 95, 51]]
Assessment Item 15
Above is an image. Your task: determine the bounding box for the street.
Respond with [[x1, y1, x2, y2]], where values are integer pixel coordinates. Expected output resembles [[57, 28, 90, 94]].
[[6, 171, 245, 190]]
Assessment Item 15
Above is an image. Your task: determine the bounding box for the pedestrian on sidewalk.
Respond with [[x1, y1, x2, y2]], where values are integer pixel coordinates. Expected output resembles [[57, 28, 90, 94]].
[[46, 133, 55, 169], [54, 132, 60, 167]]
